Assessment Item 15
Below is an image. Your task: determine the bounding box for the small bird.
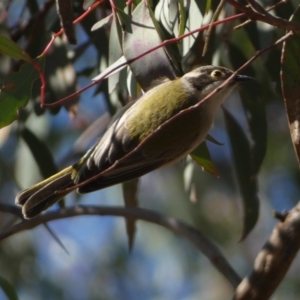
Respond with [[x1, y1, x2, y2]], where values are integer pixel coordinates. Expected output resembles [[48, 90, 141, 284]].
[[16, 66, 252, 218]]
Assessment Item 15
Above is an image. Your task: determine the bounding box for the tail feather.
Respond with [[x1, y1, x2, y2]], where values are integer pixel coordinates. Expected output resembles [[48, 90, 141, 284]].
[[16, 166, 76, 218]]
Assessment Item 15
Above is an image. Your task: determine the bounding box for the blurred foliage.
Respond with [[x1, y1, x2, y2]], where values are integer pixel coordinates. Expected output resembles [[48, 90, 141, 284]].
[[0, 0, 300, 299]]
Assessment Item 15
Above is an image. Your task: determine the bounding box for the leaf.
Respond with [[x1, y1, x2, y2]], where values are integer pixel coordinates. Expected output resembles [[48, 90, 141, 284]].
[[122, 178, 139, 252], [189, 142, 219, 177], [148, 3, 182, 74], [43, 39, 79, 116], [0, 35, 32, 62], [229, 33, 267, 175], [123, 1, 177, 91], [178, 0, 187, 37], [92, 56, 127, 82], [154, 0, 203, 63], [204, 0, 212, 14], [239, 82, 267, 176], [21, 127, 58, 179], [91, 14, 113, 31], [0, 275, 18, 300], [108, 14, 124, 94], [181, 0, 203, 57], [281, 6, 300, 167], [21, 127, 65, 209], [0, 61, 40, 129], [83, 0, 97, 10], [154, 0, 177, 35], [223, 108, 259, 240], [56, 0, 76, 44]]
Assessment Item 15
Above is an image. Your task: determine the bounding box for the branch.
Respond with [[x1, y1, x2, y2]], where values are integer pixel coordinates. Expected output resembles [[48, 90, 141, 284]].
[[227, 0, 300, 33], [0, 204, 241, 288], [233, 202, 300, 300]]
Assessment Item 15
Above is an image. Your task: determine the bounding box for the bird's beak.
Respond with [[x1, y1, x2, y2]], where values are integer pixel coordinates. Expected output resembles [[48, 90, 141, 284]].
[[234, 74, 253, 82]]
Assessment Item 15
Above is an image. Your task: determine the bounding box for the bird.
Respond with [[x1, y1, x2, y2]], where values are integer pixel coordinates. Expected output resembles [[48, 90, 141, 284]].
[[16, 65, 252, 218]]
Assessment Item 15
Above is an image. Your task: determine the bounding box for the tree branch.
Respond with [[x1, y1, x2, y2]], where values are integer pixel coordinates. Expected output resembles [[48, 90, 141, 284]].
[[233, 202, 300, 299], [227, 0, 300, 33], [0, 204, 241, 288]]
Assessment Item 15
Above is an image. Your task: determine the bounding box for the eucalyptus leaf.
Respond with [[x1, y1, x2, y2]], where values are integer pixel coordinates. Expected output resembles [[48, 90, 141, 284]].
[[189, 142, 219, 177], [0, 59, 41, 129], [281, 6, 300, 167], [0, 35, 32, 62], [223, 107, 259, 240], [123, 1, 176, 91]]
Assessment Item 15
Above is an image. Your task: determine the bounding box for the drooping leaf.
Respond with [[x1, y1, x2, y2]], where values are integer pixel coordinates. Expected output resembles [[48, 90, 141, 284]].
[[178, 0, 187, 37], [91, 14, 113, 31], [83, 0, 97, 10], [0, 35, 32, 62], [239, 83, 267, 176], [43, 39, 79, 117], [56, 0, 76, 44], [21, 127, 65, 209], [123, 1, 177, 91], [0, 60, 40, 129], [92, 56, 127, 82], [0, 275, 18, 300], [181, 0, 203, 57], [122, 178, 139, 252], [21, 127, 58, 179], [108, 13, 124, 94], [154, 0, 204, 62], [281, 6, 300, 167], [189, 142, 219, 177], [223, 108, 259, 240], [148, 3, 182, 74], [229, 34, 267, 176], [204, 0, 212, 14], [154, 0, 177, 35]]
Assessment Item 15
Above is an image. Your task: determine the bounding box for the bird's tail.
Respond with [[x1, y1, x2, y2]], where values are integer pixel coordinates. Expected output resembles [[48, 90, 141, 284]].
[[15, 166, 76, 219]]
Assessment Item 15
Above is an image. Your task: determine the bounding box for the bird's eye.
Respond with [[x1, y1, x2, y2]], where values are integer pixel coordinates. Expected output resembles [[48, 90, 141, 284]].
[[211, 70, 223, 79]]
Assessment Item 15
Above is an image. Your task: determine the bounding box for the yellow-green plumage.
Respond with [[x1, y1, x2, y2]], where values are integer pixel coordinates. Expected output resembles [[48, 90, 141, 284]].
[[126, 79, 196, 141], [16, 66, 252, 218]]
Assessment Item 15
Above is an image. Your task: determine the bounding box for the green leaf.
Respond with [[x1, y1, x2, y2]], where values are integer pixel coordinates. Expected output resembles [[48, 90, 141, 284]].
[[205, 0, 212, 14], [189, 142, 219, 177], [281, 6, 300, 166], [122, 178, 139, 252], [108, 14, 124, 94], [0, 60, 40, 129], [91, 14, 113, 31], [21, 127, 65, 209], [123, 1, 177, 91], [229, 33, 267, 175], [83, 0, 97, 10], [21, 127, 58, 179], [0, 275, 18, 300], [178, 0, 187, 36], [223, 108, 259, 240], [0, 35, 32, 62], [239, 82, 267, 176], [149, 3, 182, 74]]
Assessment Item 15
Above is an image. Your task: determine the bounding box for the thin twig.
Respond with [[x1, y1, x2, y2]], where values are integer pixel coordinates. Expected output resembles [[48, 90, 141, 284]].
[[234, 0, 286, 30], [43, 12, 246, 108], [202, 0, 226, 57], [226, 0, 300, 33], [246, 0, 272, 16]]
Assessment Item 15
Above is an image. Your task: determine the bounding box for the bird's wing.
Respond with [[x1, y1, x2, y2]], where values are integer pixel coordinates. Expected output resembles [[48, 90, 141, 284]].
[[75, 79, 199, 193], [75, 114, 199, 193], [75, 118, 170, 193]]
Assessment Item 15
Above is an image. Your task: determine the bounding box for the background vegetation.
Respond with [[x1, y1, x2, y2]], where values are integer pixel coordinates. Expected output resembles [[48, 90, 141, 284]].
[[0, 0, 300, 299]]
